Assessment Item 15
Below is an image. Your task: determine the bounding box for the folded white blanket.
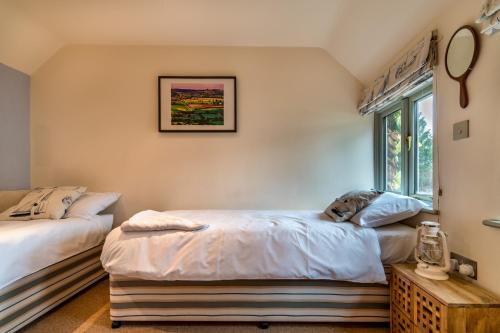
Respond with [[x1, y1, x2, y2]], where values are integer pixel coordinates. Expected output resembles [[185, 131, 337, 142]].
[[121, 210, 208, 232]]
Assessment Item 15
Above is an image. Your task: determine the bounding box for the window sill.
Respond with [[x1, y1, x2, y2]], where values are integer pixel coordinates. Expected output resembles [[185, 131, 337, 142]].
[[421, 207, 439, 215], [483, 219, 500, 229], [413, 198, 437, 215]]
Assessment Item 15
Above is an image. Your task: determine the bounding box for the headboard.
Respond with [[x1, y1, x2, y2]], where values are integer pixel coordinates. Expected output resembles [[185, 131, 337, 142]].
[[0, 190, 29, 213]]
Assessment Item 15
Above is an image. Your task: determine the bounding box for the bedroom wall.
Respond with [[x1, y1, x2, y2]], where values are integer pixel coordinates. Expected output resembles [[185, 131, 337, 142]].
[[30, 46, 372, 223], [365, 0, 500, 295], [0, 63, 30, 190], [435, 0, 500, 296]]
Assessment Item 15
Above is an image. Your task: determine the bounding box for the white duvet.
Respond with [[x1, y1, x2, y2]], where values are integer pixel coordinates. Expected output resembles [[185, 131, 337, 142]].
[[101, 210, 387, 284], [0, 215, 113, 290]]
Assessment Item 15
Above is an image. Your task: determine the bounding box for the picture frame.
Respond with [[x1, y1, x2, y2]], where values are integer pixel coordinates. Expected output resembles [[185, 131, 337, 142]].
[[158, 76, 237, 132]]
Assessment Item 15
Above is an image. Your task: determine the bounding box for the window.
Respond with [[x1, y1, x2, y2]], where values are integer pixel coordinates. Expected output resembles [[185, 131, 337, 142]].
[[375, 83, 434, 207]]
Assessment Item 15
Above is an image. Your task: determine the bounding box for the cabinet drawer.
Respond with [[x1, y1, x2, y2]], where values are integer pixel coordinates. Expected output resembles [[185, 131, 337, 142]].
[[392, 271, 413, 318], [392, 306, 413, 333], [413, 286, 446, 333]]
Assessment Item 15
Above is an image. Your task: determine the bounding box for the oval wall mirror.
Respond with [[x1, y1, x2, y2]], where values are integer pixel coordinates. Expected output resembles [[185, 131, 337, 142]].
[[445, 25, 479, 108]]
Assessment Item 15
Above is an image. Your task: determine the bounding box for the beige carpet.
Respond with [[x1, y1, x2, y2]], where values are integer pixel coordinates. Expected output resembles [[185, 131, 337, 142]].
[[19, 278, 389, 333]]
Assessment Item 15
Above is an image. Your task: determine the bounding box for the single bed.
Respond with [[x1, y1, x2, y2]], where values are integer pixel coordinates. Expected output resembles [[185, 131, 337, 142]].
[[101, 210, 416, 326], [0, 214, 113, 333]]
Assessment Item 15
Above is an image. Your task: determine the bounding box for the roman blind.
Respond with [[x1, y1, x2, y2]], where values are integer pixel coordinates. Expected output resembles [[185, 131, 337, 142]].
[[477, 0, 500, 35], [358, 30, 438, 116]]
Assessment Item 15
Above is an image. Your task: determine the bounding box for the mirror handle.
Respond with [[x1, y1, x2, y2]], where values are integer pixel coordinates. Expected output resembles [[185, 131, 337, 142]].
[[459, 79, 469, 108]]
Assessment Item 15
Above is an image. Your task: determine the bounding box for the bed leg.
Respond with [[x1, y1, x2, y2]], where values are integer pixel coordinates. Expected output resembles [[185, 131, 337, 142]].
[[257, 322, 270, 329], [111, 321, 122, 329]]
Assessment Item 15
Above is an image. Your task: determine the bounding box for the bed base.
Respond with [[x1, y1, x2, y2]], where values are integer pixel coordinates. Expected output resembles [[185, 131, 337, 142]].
[[0, 245, 107, 333], [109, 266, 391, 326]]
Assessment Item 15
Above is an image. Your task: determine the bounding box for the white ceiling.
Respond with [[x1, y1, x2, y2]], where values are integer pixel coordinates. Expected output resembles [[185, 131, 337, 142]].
[[1, 0, 454, 82]]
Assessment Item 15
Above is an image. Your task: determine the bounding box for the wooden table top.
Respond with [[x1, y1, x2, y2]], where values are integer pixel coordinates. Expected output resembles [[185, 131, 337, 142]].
[[392, 263, 500, 307]]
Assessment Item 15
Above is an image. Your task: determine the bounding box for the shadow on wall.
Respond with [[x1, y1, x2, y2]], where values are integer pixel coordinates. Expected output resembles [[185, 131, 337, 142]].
[[0, 64, 30, 190]]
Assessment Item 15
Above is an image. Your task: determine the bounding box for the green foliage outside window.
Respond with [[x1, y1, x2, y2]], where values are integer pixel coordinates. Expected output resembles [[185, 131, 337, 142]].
[[375, 84, 434, 206], [386, 111, 402, 192], [416, 108, 433, 195]]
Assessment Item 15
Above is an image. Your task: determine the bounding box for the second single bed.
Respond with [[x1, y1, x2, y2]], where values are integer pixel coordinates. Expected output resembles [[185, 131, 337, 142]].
[[101, 210, 416, 326]]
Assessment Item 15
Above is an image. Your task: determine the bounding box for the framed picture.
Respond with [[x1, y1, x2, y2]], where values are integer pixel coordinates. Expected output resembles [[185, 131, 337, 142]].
[[158, 76, 237, 132]]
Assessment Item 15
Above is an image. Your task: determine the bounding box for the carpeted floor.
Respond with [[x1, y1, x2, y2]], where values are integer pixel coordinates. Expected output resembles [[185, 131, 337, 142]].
[[19, 278, 389, 333]]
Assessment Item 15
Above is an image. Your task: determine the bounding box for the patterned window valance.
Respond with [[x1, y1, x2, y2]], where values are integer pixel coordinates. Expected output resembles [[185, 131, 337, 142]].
[[358, 31, 438, 116], [477, 0, 500, 35]]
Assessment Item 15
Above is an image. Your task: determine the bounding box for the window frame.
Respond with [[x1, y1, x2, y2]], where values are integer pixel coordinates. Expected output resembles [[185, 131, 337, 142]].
[[408, 87, 434, 202], [374, 83, 435, 208]]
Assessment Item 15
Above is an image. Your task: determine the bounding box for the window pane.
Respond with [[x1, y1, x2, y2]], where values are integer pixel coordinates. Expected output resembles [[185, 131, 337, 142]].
[[384, 110, 402, 193], [415, 95, 433, 196]]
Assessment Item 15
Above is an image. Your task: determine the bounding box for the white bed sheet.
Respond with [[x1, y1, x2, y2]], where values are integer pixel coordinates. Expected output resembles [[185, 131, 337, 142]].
[[101, 210, 388, 284], [375, 223, 416, 264], [0, 214, 113, 289]]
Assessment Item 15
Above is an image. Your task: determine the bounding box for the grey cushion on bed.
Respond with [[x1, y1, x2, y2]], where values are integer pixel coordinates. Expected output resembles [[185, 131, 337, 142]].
[[0, 190, 29, 214], [324, 190, 383, 222]]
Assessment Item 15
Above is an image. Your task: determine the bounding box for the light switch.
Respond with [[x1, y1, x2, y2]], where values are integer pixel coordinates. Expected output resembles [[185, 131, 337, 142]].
[[453, 120, 469, 140]]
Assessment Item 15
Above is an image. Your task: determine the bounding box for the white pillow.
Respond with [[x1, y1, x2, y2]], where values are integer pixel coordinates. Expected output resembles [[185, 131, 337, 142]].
[[64, 192, 121, 220], [350, 192, 426, 228]]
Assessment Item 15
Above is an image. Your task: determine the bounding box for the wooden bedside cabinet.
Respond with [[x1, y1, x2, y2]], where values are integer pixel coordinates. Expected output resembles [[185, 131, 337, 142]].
[[390, 263, 500, 333]]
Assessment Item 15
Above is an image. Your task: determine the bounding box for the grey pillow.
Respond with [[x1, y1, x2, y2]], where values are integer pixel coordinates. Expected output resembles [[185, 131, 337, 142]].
[[324, 190, 383, 222]]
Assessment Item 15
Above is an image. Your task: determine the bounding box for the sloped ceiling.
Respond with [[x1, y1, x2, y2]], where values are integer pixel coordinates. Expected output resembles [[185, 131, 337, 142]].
[[0, 1, 63, 74], [1, 0, 454, 83]]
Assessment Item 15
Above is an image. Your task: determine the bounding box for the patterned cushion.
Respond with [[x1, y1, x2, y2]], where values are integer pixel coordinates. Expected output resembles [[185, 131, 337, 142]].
[[324, 190, 383, 222], [0, 186, 86, 220]]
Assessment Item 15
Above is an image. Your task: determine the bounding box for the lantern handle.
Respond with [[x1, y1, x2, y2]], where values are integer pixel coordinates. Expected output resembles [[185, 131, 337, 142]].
[[414, 226, 424, 265], [439, 230, 451, 272]]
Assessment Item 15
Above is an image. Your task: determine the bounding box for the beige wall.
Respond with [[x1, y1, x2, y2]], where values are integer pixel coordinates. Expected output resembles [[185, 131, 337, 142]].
[[434, 1, 500, 295], [31, 46, 372, 223], [368, 0, 500, 295]]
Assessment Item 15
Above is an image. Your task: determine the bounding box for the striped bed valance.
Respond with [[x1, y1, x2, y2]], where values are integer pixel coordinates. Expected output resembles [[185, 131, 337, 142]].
[[109, 265, 392, 324], [358, 30, 438, 116]]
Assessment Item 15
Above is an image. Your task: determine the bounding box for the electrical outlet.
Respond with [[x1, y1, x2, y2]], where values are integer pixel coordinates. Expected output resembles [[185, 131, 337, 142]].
[[451, 252, 477, 279]]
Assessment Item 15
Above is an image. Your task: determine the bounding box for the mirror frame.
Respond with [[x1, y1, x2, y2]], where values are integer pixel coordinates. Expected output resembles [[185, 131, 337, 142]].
[[445, 25, 480, 108]]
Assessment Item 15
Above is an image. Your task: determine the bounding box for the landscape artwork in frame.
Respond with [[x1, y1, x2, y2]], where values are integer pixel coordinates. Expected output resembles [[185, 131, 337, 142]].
[[158, 76, 237, 132]]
